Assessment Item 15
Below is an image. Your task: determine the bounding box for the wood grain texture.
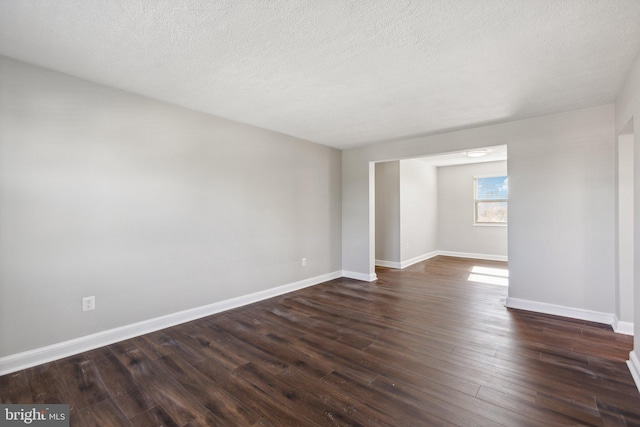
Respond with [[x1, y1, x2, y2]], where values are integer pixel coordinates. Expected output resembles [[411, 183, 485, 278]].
[[1, 256, 639, 426]]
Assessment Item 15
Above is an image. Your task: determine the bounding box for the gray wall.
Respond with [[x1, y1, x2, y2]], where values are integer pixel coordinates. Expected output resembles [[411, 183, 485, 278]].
[[437, 161, 508, 258], [617, 135, 634, 326], [374, 161, 401, 262], [507, 113, 615, 312], [0, 56, 342, 357], [343, 104, 616, 315], [615, 50, 640, 350], [375, 159, 437, 265], [400, 159, 438, 262]]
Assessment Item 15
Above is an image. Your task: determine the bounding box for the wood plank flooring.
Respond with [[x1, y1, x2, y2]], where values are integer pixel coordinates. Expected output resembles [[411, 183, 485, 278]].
[[2, 256, 639, 426]]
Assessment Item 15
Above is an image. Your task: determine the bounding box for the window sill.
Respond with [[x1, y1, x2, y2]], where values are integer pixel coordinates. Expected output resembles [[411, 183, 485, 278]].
[[473, 223, 507, 227]]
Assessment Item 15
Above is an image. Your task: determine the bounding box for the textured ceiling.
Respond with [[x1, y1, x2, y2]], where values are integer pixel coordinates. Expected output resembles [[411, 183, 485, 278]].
[[419, 145, 507, 167], [1, 1, 640, 149]]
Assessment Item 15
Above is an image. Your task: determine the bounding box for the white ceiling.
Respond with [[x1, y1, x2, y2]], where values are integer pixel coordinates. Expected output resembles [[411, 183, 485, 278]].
[[1, 1, 640, 150], [418, 145, 507, 167]]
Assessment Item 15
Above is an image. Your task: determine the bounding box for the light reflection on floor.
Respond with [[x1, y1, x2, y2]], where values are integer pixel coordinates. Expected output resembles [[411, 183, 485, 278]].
[[468, 265, 509, 286]]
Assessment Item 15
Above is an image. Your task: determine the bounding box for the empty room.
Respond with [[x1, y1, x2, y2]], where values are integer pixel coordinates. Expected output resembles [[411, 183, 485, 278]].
[[2, 1, 640, 426]]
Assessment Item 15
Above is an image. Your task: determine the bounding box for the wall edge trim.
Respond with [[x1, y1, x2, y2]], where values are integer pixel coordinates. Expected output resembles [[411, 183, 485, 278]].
[[341, 270, 378, 282], [505, 297, 615, 326], [374, 259, 402, 269], [438, 251, 508, 262], [613, 317, 635, 336], [400, 251, 440, 269], [628, 351, 640, 394], [0, 270, 342, 375], [376, 251, 501, 270]]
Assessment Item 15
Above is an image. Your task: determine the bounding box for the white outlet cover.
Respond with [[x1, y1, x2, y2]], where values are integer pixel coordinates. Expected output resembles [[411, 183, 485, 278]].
[[82, 296, 95, 312]]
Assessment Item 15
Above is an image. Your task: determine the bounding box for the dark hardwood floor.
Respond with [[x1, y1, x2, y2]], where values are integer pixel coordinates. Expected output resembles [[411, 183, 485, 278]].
[[2, 256, 639, 426]]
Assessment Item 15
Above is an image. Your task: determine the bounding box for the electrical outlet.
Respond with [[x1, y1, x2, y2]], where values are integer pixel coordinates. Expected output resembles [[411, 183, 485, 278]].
[[302, 258, 307, 266], [82, 296, 95, 312]]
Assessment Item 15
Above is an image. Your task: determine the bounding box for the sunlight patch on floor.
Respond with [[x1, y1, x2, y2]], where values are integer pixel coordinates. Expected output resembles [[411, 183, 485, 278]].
[[468, 266, 509, 286]]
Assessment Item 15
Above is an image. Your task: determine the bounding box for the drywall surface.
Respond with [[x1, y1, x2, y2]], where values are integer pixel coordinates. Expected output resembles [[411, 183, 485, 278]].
[[343, 104, 616, 315], [437, 161, 507, 257], [615, 52, 640, 134], [375, 161, 401, 262], [400, 159, 438, 262], [342, 153, 372, 275], [615, 51, 640, 348], [617, 135, 634, 325], [0, 56, 342, 357]]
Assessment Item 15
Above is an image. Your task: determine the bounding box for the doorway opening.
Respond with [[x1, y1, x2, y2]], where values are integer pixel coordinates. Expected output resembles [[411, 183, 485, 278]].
[[373, 145, 508, 286]]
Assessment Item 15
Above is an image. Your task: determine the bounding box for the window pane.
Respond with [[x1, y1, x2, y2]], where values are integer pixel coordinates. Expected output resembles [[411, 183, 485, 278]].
[[476, 201, 507, 223], [476, 176, 508, 200]]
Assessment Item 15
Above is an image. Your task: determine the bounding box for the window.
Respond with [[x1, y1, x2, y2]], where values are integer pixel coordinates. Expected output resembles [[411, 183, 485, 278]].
[[474, 175, 508, 224]]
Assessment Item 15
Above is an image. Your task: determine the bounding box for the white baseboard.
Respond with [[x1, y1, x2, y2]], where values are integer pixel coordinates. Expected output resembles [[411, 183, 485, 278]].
[[376, 251, 507, 270], [0, 271, 342, 376], [400, 251, 439, 269], [629, 351, 640, 394], [613, 316, 635, 336], [438, 251, 508, 262], [375, 251, 454, 269], [375, 259, 402, 269], [342, 270, 377, 282], [505, 297, 615, 327]]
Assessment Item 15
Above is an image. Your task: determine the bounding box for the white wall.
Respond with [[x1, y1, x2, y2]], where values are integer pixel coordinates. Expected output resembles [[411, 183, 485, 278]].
[[375, 159, 437, 267], [437, 161, 508, 258], [375, 161, 401, 262], [400, 159, 438, 262], [615, 50, 640, 383], [343, 104, 616, 316], [617, 134, 634, 327], [507, 112, 615, 313], [0, 56, 342, 357]]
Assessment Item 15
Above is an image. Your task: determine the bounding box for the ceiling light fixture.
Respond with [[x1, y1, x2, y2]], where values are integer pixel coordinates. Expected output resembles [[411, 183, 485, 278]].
[[465, 150, 489, 158]]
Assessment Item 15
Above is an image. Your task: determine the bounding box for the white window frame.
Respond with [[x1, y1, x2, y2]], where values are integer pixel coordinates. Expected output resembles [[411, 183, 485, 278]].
[[474, 175, 508, 227]]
